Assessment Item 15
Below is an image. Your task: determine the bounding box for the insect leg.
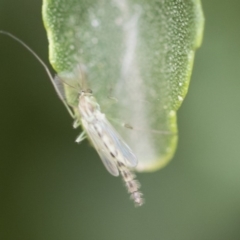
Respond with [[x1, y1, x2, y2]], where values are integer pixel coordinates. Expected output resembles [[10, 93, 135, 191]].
[[75, 131, 86, 143], [73, 119, 81, 129], [0, 31, 75, 119]]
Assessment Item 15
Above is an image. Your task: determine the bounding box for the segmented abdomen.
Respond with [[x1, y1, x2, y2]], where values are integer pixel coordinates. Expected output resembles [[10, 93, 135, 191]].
[[117, 162, 144, 207]]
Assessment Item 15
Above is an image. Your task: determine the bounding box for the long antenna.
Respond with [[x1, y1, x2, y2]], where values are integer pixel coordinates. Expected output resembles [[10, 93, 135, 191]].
[[0, 30, 74, 118]]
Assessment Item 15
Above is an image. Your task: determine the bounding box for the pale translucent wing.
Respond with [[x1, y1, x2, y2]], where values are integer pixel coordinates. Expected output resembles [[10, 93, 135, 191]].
[[83, 120, 119, 176], [100, 117, 138, 168]]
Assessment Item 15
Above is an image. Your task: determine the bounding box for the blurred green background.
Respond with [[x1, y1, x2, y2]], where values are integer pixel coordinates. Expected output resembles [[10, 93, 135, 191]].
[[1, 0, 240, 239]]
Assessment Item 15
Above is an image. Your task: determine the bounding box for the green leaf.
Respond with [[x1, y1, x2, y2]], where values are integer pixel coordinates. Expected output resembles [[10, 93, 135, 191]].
[[42, 0, 204, 172]]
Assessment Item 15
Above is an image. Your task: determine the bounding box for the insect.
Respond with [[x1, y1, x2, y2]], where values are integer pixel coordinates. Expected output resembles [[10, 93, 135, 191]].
[[0, 31, 144, 206]]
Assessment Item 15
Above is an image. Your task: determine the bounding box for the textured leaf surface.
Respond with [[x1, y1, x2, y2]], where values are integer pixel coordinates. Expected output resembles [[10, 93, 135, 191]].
[[42, 0, 204, 171]]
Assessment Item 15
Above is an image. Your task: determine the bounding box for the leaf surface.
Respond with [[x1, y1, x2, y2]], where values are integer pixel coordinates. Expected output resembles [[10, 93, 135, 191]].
[[42, 0, 204, 171]]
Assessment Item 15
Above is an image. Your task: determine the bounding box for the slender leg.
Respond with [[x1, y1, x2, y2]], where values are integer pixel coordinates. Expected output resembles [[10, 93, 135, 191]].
[[75, 131, 86, 143], [73, 119, 81, 128]]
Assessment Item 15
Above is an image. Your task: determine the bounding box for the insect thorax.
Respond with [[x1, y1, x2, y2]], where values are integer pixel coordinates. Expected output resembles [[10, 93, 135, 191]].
[[78, 92, 102, 123]]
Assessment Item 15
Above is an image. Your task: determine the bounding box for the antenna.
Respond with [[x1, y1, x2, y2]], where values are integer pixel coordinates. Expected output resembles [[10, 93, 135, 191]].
[[0, 30, 74, 118]]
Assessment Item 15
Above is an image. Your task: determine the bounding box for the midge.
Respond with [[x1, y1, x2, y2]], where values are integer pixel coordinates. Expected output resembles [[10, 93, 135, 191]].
[[75, 84, 144, 206], [0, 31, 144, 206]]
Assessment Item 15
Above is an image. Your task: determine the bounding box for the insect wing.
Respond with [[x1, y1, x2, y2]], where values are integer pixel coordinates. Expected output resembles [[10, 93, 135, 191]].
[[100, 117, 138, 168], [82, 119, 119, 176]]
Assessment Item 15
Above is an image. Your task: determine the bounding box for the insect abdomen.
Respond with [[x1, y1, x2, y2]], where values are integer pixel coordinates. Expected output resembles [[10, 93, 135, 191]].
[[117, 162, 144, 207]]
